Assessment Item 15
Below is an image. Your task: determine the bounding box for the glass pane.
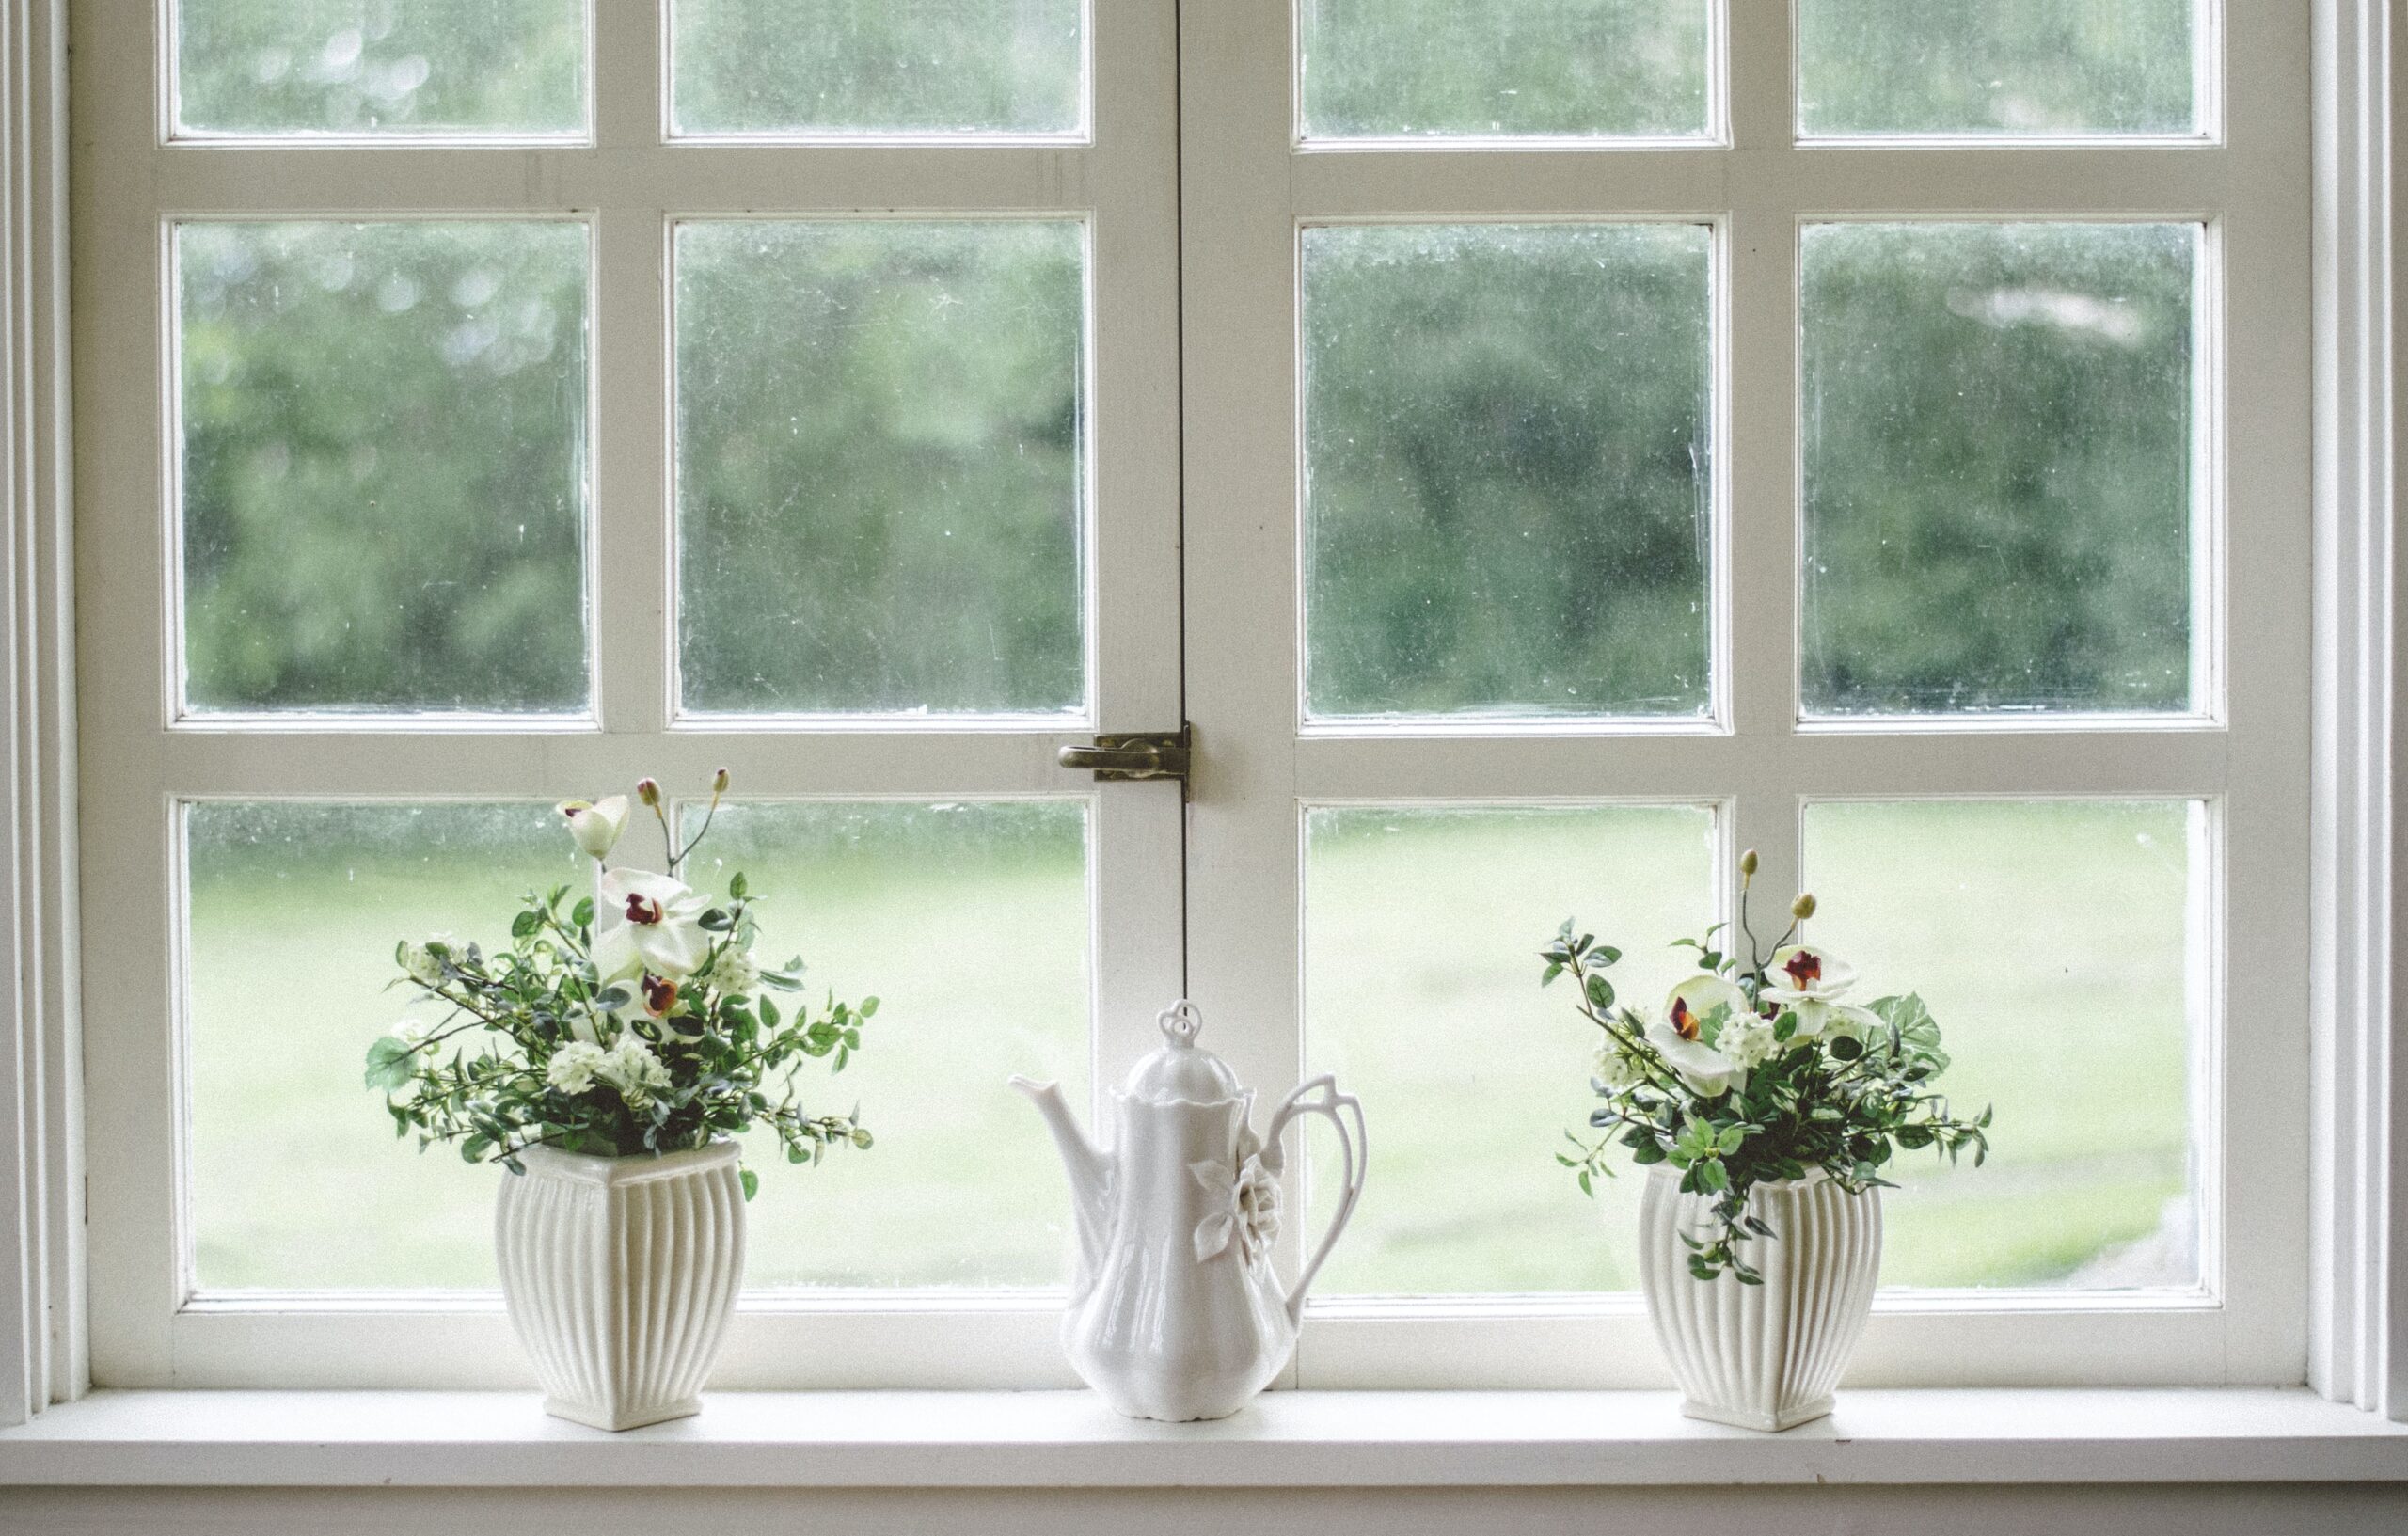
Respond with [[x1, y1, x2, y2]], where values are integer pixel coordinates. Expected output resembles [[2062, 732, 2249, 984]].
[[1800, 222, 2197, 718], [1802, 800, 2202, 1290], [186, 798, 1090, 1291], [1304, 804, 1717, 1293], [1798, 0, 2199, 138], [1298, 0, 1710, 140], [672, 0, 1085, 137], [1303, 224, 1712, 721], [176, 0, 585, 136], [178, 222, 591, 715], [679, 800, 1090, 1287], [675, 221, 1085, 717], [186, 801, 587, 1290]]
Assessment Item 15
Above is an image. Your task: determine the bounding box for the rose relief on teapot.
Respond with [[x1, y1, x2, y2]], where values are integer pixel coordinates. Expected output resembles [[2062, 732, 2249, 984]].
[[1012, 1001, 1367, 1421]]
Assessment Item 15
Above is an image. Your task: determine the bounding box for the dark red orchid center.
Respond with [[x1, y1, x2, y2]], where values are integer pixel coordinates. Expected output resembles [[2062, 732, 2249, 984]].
[[1782, 951, 1823, 989], [625, 892, 664, 926], [1670, 995, 1700, 1041], [642, 973, 678, 1017]]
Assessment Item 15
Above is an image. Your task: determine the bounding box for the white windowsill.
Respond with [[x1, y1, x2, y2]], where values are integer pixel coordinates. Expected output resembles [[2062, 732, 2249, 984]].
[[1, 1388, 2403, 1488]]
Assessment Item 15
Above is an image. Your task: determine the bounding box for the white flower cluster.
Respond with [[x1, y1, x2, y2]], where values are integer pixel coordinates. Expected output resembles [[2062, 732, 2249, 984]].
[[1592, 1042, 1643, 1091], [400, 935, 456, 988], [695, 947, 762, 999], [546, 1034, 672, 1103]]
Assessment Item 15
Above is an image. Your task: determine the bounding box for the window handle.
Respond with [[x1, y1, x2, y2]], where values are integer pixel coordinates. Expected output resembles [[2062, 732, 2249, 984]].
[[1058, 726, 1192, 790]]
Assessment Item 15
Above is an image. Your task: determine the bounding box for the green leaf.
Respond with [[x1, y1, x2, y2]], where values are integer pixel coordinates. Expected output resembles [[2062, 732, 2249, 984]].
[[571, 896, 595, 928], [739, 1167, 759, 1201], [1870, 992, 1949, 1071], [1583, 974, 1616, 1011], [759, 996, 780, 1029], [1716, 1125, 1746, 1155], [364, 1036, 419, 1091], [511, 909, 540, 940], [729, 871, 749, 900], [859, 996, 879, 1018]]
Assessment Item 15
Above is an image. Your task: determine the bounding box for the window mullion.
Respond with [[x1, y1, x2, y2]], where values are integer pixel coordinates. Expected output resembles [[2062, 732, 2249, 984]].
[[593, 208, 671, 735]]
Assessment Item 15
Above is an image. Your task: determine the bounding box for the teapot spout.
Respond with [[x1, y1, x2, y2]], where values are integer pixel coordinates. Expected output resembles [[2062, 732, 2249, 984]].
[[1010, 1076, 1114, 1275]]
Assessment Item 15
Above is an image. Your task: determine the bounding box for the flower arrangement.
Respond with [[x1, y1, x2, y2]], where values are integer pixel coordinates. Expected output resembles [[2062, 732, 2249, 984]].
[[367, 770, 876, 1198], [1543, 849, 1989, 1283]]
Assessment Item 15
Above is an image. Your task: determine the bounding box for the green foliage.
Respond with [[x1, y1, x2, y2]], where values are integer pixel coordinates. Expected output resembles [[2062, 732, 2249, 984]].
[[672, 0, 1081, 135], [1798, 0, 2194, 135], [674, 221, 1085, 714], [176, 7, 2199, 730], [1300, 0, 1709, 138], [1802, 222, 2195, 714], [1543, 877, 1991, 1284], [369, 779, 874, 1192], [178, 0, 586, 135], [179, 221, 589, 711]]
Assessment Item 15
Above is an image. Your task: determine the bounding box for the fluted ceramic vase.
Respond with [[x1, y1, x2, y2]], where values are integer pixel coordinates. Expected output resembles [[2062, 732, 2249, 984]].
[[495, 1139, 746, 1431], [1638, 1165, 1881, 1432]]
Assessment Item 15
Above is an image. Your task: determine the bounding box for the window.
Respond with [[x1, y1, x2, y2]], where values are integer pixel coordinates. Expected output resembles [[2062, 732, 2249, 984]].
[[74, 0, 2308, 1391]]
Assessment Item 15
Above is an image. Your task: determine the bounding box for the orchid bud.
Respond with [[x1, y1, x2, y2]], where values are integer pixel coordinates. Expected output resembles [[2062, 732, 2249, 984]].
[[636, 777, 661, 808], [1738, 848, 1759, 878], [711, 766, 731, 795], [1791, 892, 1817, 921], [556, 795, 628, 861]]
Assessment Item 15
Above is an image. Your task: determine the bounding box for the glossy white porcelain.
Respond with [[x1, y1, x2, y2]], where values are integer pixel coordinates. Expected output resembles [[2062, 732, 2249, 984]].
[[1014, 1002, 1367, 1421], [494, 1138, 746, 1431], [1638, 1165, 1882, 1432]]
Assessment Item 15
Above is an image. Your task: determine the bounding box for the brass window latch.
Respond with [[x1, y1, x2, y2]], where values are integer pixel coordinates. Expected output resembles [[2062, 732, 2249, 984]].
[[1058, 725, 1192, 790]]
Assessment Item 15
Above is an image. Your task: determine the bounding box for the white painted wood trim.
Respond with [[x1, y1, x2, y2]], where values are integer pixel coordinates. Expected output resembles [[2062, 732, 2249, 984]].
[[69, 0, 1187, 1390], [0, 0, 82, 1430], [2310, 0, 2408, 1423], [1185, 0, 2311, 1388], [1, 1387, 2404, 1489]]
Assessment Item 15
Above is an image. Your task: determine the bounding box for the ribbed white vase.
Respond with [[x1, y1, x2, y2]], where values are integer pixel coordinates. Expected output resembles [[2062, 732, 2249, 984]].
[[1638, 1165, 1881, 1432], [495, 1139, 746, 1431]]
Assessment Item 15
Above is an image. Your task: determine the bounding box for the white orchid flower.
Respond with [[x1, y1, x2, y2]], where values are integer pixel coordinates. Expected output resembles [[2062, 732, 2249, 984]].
[[1760, 944, 1880, 1041], [592, 867, 712, 982], [556, 795, 630, 861], [1645, 1021, 1744, 1099], [1761, 944, 1857, 1004], [1664, 974, 1749, 1042]]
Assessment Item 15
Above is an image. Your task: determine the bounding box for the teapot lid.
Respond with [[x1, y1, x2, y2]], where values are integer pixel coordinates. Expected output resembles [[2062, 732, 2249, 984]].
[[1121, 1001, 1244, 1104]]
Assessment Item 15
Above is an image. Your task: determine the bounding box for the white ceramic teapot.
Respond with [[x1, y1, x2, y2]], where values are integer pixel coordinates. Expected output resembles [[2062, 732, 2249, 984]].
[[1011, 1001, 1367, 1421]]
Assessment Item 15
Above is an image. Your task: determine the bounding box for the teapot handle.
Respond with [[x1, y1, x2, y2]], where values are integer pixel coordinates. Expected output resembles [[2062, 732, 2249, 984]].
[[1265, 1075, 1367, 1327]]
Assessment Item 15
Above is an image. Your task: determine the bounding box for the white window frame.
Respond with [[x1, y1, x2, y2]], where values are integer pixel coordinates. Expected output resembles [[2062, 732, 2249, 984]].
[[1183, 0, 2308, 1388], [64, 0, 1188, 1390], [0, 0, 2398, 1417]]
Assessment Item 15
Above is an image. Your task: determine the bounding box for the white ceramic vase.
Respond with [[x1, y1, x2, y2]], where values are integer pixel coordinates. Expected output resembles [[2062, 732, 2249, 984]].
[[494, 1138, 746, 1431], [1638, 1164, 1881, 1432]]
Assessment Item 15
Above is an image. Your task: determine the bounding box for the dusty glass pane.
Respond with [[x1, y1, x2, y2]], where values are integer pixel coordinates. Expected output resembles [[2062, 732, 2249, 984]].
[[1798, 0, 2198, 137], [186, 798, 1089, 1291], [1303, 804, 1717, 1294], [1303, 223, 1712, 721], [680, 800, 1089, 1288], [176, 0, 585, 136], [1802, 800, 2202, 1290], [676, 221, 1085, 717], [1299, 0, 1710, 140], [178, 222, 590, 715], [185, 801, 587, 1290], [1800, 222, 2197, 717], [671, 0, 1085, 137]]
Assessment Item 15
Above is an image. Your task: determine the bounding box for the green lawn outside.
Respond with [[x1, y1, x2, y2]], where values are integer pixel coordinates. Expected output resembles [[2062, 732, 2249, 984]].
[[188, 799, 2196, 1295]]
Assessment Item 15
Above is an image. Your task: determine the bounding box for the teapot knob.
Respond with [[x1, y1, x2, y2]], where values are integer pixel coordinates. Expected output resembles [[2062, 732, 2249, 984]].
[[1156, 1000, 1204, 1048]]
